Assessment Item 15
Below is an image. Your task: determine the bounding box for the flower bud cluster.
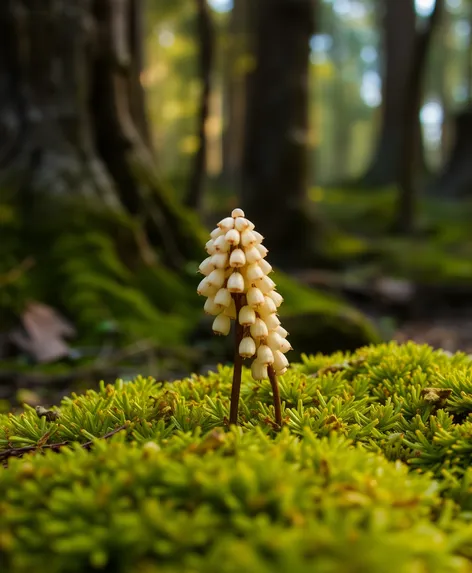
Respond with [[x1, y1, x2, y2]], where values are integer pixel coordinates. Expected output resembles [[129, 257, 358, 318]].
[[197, 208, 291, 380]]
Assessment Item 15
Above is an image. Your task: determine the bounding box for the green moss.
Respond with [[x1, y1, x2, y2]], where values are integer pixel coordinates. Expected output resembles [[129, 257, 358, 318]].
[[312, 187, 472, 285], [0, 195, 201, 345], [2, 342, 472, 572]]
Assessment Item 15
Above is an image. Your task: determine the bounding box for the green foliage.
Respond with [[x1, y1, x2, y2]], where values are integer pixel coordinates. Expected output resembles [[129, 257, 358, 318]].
[[313, 188, 472, 285], [2, 342, 472, 572], [0, 195, 200, 346]]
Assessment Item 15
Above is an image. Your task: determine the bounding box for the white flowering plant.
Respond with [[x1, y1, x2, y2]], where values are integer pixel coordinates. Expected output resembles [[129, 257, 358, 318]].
[[197, 208, 291, 425]]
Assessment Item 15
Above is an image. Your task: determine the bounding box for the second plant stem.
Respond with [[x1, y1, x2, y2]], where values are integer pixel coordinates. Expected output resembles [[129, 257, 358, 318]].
[[229, 294, 244, 425], [268, 365, 282, 427], [229, 294, 283, 427]]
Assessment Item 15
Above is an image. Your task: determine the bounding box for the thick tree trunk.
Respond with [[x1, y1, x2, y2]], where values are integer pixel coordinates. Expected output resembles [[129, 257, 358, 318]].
[[221, 0, 253, 191], [395, 0, 443, 233], [185, 0, 214, 211], [361, 0, 423, 188], [241, 0, 316, 267], [0, 0, 203, 268], [430, 109, 472, 197]]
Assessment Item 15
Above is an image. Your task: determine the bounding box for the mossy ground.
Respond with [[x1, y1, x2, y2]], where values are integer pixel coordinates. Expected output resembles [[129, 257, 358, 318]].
[[311, 187, 472, 286], [1, 342, 472, 572]]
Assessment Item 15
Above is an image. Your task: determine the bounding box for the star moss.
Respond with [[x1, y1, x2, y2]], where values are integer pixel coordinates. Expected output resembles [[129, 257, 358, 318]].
[[1, 342, 472, 572]]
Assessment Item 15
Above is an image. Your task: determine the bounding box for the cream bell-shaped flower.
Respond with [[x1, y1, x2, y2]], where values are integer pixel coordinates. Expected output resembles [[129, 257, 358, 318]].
[[211, 253, 228, 269], [210, 227, 224, 239], [246, 287, 265, 308], [212, 314, 231, 336], [264, 313, 281, 331], [246, 263, 264, 282], [218, 217, 235, 232], [250, 318, 269, 339], [268, 290, 284, 308], [207, 269, 226, 289], [213, 235, 230, 253], [273, 350, 289, 372], [198, 257, 214, 276], [229, 248, 246, 268], [239, 336, 256, 358], [244, 246, 262, 264], [276, 326, 289, 338], [214, 288, 232, 308], [257, 345, 274, 365], [227, 272, 245, 293], [251, 360, 268, 381], [225, 229, 240, 246], [197, 207, 292, 390], [204, 297, 222, 316], [239, 305, 256, 326]]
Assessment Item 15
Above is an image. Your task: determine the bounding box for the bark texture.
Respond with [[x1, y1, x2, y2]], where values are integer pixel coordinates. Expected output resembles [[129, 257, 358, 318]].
[[222, 0, 253, 191], [430, 108, 472, 198], [241, 0, 316, 267], [361, 0, 422, 188], [0, 0, 202, 267], [186, 0, 214, 211], [395, 0, 443, 233]]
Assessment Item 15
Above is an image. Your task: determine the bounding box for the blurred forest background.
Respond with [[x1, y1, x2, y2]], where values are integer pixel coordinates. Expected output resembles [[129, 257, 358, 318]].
[[1, 0, 472, 407]]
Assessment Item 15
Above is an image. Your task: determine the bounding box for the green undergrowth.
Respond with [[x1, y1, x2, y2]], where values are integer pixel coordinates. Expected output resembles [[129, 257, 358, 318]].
[[0, 195, 200, 346], [0, 195, 379, 359], [313, 187, 472, 285], [2, 342, 472, 572]]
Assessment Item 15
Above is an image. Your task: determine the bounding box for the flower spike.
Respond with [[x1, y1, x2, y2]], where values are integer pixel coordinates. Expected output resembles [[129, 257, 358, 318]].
[[197, 208, 291, 426]]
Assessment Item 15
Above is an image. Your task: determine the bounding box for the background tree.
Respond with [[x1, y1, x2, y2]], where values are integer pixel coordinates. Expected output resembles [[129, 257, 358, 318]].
[[241, 0, 317, 267], [360, 0, 422, 188], [185, 0, 214, 211], [395, 0, 444, 233], [0, 0, 202, 270], [430, 0, 472, 199], [221, 0, 253, 193]]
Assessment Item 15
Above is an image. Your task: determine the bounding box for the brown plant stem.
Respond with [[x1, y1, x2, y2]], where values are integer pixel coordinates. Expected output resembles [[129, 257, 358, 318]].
[[268, 365, 282, 427], [0, 424, 128, 466], [229, 294, 244, 425]]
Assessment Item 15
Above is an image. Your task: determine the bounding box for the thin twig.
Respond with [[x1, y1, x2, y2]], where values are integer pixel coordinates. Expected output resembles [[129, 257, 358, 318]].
[[229, 294, 244, 425], [0, 257, 35, 287], [0, 424, 128, 466], [268, 365, 282, 427]]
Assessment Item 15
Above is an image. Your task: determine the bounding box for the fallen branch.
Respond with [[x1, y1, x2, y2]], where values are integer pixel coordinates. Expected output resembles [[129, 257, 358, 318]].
[[0, 423, 128, 466]]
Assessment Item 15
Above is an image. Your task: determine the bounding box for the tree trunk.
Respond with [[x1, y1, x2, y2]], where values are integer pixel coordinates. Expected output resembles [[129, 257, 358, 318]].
[[430, 108, 472, 197], [241, 0, 316, 267], [360, 0, 423, 188], [221, 0, 256, 192], [395, 0, 443, 233], [0, 0, 204, 269], [185, 0, 214, 211], [330, 18, 349, 181]]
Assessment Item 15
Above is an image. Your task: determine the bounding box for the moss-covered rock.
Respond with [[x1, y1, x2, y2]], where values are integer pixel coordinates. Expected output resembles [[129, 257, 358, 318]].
[[2, 342, 472, 572]]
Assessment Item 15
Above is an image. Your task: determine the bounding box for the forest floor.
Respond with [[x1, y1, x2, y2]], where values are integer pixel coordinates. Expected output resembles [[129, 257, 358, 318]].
[[393, 311, 472, 354]]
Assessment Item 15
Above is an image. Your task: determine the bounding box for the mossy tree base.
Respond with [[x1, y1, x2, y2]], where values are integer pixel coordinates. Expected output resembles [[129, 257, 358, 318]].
[[0, 0, 206, 271]]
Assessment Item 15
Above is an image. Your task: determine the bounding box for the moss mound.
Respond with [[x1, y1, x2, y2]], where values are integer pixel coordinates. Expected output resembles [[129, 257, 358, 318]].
[[2, 342, 472, 572]]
